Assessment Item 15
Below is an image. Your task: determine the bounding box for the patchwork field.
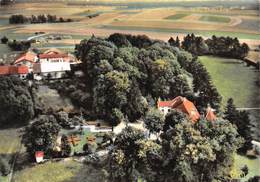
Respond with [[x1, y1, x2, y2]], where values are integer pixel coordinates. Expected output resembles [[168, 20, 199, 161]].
[[0, 3, 259, 52]]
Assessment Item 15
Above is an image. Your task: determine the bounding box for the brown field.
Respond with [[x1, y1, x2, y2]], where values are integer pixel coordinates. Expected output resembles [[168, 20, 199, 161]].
[[247, 51, 260, 63]]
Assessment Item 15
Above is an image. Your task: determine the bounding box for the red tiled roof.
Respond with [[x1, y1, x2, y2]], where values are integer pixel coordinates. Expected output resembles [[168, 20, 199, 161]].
[[206, 107, 216, 121], [14, 52, 36, 64], [158, 96, 200, 122], [0, 65, 29, 75], [39, 53, 69, 59]]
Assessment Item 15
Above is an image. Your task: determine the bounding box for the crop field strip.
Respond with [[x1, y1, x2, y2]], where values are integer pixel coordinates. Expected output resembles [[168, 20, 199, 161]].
[[199, 15, 231, 23], [164, 13, 190, 20]]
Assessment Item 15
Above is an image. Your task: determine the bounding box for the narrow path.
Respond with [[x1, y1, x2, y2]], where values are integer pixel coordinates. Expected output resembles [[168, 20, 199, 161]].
[[27, 33, 48, 41], [236, 108, 260, 111], [8, 142, 22, 182]]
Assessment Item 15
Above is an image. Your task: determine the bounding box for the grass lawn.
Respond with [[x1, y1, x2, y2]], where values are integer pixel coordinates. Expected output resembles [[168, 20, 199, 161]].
[[0, 128, 21, 155], [199, 56, 259, 108], [12, 161, 82, 182], [233, 154, 260, 181], [0, 128, 21, 182], [165, 13, 190, 20], [199, 15, 231, 23]]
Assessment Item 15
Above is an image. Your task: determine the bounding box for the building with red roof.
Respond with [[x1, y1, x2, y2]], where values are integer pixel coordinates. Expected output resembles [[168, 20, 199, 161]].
[[14, 51, 37, 69], [38, 49, 76, 64], [0, 65, 29, 79], [157, 96, 200, 122], [205, 106, 217, 121]]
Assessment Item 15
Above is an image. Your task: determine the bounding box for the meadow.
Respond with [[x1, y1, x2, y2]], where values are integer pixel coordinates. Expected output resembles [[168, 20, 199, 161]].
[[0, 128, 22, 182], [233, 154, 260, 181], [12, 161, 82, 182], [199, 56, 259, 108]]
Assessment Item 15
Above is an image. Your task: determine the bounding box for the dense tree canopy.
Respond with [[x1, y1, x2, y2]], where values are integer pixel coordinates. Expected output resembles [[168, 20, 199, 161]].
[[74, 33, 220, 124], [224, 98, 253, 153], [180, 34, 249, 59], [23, 115, 61, 157], [0, 76, 35, 127], [108, 113, 243, 182]]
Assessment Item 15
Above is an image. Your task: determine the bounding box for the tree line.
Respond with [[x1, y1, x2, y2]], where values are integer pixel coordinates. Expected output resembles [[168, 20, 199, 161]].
[[169, 33, 249, 59], [1, 36, 31, 51], [9, 14, 73, 24]]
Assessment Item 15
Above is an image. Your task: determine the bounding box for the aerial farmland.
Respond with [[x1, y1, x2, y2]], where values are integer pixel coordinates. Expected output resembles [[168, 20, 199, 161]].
[[0, 1, 259, 182]]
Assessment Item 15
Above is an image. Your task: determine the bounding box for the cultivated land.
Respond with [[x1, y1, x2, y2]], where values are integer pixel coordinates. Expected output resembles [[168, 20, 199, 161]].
[[0, 3, 259, 50]]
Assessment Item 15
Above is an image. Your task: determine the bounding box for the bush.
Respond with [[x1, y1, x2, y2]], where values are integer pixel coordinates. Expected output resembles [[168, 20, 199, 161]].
[[0, 156, 10, 176]]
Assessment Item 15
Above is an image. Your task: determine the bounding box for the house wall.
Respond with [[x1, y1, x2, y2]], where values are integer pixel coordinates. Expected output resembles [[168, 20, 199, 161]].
[[39, 58, 65, 63], [33, 62, 71, 73], [159, 106, 171, 115]]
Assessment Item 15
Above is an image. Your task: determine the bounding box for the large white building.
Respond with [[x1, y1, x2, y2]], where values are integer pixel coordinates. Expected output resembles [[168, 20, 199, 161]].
[[33, 62, 71, 79]]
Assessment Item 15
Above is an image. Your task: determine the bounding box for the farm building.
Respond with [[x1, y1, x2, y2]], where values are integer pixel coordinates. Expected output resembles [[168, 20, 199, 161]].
[[157, 96, 218, 122], [0, 65, 29, 79], [38, 48, 77, 64], [12, 48, 79, 79], [14, 51, 37, 71], [33, 62, 71, 79], [157, 96, 200, 122]]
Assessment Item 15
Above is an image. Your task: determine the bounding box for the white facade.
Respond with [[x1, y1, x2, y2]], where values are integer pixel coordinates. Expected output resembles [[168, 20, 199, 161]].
[[33, 62, 71, 79], [39, 57, 65, 63], [33, 62, 71, 73], [159, 106, 171, 115]]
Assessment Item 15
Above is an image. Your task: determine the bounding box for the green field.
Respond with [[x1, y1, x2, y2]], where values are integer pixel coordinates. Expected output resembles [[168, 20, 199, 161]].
[[199, 15, 231, 23], [0, 128, 21, 155], [233, 154, 260, 181], [13, 161, 82, 182], [199, 56, 259, 108], [165, 13, 190, 20], [0, 128, 21, 182]]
